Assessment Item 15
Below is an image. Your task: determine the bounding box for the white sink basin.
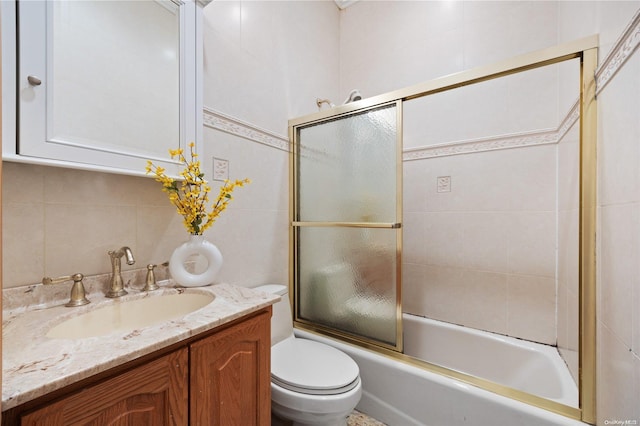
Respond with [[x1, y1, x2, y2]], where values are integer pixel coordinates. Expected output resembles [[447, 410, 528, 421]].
[[47, 292, 215, 339]]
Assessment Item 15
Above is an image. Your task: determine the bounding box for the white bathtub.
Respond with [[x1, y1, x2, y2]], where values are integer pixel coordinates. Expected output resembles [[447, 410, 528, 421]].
[[403, 314, 578, 406], [296, 315, 584, 426]]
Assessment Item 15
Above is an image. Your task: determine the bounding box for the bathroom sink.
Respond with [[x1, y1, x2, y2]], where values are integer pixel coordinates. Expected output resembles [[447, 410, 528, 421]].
[[46, 292, 215, 339]]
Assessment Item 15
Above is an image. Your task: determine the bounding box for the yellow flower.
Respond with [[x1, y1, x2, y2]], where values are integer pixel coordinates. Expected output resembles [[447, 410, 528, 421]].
[[146, 143, 250, 235]]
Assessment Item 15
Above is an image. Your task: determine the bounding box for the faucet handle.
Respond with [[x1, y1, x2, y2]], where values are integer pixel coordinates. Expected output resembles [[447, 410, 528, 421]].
[[43, 274, 75, 285], [43, 273, 90, 307], [142, 264, 159, 292]]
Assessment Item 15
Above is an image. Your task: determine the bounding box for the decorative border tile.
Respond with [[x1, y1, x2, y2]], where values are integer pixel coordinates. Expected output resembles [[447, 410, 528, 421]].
[[596, 8, 640, 94], [205, 102, 579, 162], [403, 99, 580, 162], [403, 128, 559, 161], [204, 102, 581, 162], [556, 100, 580, 142], [203, 107, 290, 152]]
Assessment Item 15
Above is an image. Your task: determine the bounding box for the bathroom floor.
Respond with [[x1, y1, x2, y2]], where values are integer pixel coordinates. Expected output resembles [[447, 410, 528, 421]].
[[347, 410, 387, 426], [272, 410, 386, 425]]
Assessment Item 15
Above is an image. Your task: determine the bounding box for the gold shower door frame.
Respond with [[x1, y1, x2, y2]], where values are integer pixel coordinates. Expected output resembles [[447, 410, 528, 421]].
[[290, 101, 404, 353], [289, 35, 598, 424]]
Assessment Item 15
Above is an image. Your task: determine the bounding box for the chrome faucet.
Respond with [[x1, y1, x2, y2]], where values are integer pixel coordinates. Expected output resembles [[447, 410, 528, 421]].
[[106, 246, 135, 298]]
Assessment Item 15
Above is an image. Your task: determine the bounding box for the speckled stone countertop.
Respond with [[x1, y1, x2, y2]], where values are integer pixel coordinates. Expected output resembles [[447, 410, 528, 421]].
[[2, 279, 279, 411]]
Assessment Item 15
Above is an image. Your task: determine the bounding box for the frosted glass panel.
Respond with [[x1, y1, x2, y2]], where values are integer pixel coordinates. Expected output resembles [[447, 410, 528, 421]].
[[297, 105, 397, 223], [298, 227, 398, 346]]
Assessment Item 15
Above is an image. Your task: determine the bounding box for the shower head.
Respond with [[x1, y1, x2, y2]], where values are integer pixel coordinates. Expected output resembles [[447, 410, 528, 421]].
[[316, 98, 335, 110], [316, 90, 362, 111], [343, 89, 362, 104]]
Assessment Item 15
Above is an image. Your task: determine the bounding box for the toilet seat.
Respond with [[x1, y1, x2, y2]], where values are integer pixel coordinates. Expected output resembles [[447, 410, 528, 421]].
[[272, 338, 360, 396]]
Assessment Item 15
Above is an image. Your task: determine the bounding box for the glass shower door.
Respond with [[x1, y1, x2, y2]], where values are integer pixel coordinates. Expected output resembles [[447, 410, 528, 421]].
[[291, 102, 402, 350]]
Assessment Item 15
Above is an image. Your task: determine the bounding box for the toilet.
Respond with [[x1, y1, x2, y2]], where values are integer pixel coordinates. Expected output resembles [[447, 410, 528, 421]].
[[255, 284, 362, 426]]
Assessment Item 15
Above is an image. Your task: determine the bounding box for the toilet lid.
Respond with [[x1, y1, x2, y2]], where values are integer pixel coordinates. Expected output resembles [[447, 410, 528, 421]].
[[271, 338, 360, 395]]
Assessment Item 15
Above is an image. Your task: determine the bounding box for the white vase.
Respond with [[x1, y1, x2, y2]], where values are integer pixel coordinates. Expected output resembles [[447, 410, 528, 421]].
[[169, 234, 223, 287]]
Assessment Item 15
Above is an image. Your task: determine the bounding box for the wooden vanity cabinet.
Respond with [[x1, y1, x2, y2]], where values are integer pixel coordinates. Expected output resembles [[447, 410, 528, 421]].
[[20, 348, 189, 426], [5, 308, 271, 426], [190, 309, 271, 426]]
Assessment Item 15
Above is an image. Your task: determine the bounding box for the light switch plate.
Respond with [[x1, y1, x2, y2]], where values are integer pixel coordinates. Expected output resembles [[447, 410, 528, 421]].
[[437, 176, 451, 193], [212, 157, 229, 181]]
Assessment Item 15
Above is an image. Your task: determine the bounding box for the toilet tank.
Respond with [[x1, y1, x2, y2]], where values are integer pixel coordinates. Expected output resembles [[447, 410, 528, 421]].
[[254, 284, 294, 346]]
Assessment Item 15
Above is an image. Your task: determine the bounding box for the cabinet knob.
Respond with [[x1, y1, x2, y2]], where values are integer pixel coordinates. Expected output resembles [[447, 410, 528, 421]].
[[27, 75, 42, 86]]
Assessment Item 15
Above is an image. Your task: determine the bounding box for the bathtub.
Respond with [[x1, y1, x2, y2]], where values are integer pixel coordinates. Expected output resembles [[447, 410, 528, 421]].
[[402, 314, 578, 406], [295, 314, 584, 426]]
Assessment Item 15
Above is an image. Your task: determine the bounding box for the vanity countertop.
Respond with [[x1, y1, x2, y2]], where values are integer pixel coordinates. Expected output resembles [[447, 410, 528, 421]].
[[2, 281, 279, 411]]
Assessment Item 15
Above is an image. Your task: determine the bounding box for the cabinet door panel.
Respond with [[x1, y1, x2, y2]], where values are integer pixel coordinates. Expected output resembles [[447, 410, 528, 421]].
[[6, 0, 201, 177], [20, 349, 188, 426], [190, 311, 271, 426]]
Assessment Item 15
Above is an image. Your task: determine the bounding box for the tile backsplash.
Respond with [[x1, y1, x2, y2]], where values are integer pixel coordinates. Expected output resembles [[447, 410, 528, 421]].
[[1, 162, 185, 288]]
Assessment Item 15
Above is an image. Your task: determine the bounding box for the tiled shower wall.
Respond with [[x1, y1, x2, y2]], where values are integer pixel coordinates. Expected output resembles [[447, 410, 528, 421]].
[[339, 1, 559, 100], [342, 1, 565, 345], [342, 9, 640, 417], [399, 56, 570, 345], [199, 1, 341, 286], [557, 123, 580, 384], [403, 143, 558, 345], [556, 2, 640, 423]]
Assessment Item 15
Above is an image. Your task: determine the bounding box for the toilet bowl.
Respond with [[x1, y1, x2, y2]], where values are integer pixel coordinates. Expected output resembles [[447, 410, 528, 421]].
[[255, 284, 362, 426]]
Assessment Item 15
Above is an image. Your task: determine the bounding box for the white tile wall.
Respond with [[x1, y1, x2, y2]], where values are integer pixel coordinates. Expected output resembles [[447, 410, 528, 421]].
[[557, 123, 580, 384], [506, 274, 556, 344], [556, 2, 640, 422], [598, 323, 640, 423], [402, 143, 559, 343], [378, 2, 570, 346], [401, 74, 561, 343], [198, 0, 341, 287], [2, 162, 185, 286], [340, 1, 558, 100], [600, 204, 638, 348], [597, 55, 640, 206], [558, 1, 640, 62], [203, 0, 340, 136], [200, 127, 290, 287]]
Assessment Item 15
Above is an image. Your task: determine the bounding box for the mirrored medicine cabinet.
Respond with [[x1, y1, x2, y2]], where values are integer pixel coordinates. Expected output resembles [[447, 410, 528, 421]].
[[1, 0, 207, 177]]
